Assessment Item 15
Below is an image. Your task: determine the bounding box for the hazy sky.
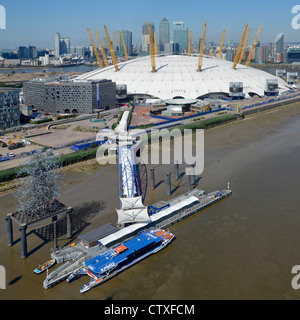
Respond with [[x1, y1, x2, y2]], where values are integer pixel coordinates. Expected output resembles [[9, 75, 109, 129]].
[[0, 0, 299, 49]]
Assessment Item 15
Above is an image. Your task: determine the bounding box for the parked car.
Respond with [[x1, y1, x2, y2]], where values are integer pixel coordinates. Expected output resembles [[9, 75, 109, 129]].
[[8, 153, 15, 158]]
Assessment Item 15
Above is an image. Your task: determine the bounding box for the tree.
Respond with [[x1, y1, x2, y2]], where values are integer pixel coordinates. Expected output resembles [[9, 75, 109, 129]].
[[14, 151, 63, 221]]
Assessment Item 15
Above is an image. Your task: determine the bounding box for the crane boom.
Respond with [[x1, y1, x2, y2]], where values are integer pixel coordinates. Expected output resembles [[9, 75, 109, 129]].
[[120, 30, 129, 61], [95, 29, 109, 67], [246, 26, 262, 67], [197, 22, 207, 72], [104, 25, 119, 72], [154, 30, 158, 56], [148, 22, 156, 72], [87, 27, 103, 69], [188, 30, 192, 56], [232, 24, 248, 69], [217, 29, 226, 59], [238, 28, 251, 64]]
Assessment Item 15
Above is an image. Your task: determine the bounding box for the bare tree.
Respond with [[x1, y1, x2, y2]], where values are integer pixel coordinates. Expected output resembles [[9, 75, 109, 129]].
[[15, 151, 63, 221]]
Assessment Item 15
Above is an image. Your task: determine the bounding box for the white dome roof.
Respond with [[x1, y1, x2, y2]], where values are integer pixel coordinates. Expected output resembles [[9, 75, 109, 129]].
[[75, 55, 289, 99]]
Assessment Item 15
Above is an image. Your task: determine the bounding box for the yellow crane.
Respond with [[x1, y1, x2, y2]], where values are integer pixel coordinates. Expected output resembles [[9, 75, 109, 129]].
[[87, 27, 103, 69], [120, 30, 129, 61], [246, 26, 262, 67], [232, 23, 248, 69], [188, 30, 192, 56], [217, 29, 226, 59], [104, 25, 119, 72], [148, 22, 156, 72], [154, 30, 158, 56], [197, 22, 207, 72], [95, 29, 109, 67], [238, 28, 251, 64]]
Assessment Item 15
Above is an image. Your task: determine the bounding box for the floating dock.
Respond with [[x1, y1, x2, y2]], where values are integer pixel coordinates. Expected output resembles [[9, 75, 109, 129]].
[[43, 187, 232, 289]]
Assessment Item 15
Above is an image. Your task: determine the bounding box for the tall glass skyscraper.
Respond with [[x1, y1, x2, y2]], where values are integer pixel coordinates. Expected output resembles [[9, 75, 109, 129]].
[[173, 21, 189, 53], [55, 33, 60, 58], [159, 18, 170, 52], [274, 33, 284, 63]]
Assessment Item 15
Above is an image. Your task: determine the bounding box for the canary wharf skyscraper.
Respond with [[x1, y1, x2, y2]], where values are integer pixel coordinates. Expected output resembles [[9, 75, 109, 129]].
[[159, 18, 170, 53], [173, 21, 189, 53]]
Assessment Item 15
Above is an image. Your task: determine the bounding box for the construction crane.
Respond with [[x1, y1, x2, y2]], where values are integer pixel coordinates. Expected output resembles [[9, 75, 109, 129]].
[[188, 30, 192, 56], [148, 22, 156, 72], [238, 28, 251, 65], [154, 30, 158, 56], [95, 29, 109, 67], [104, 25, 119, 72], [232, 24, 248, 69], [217, 29, 226, 59], [197, 22, 207, 72], [246, 26, 262, 67], [120, 30, 129, 61], [87, 27, 103, 69]]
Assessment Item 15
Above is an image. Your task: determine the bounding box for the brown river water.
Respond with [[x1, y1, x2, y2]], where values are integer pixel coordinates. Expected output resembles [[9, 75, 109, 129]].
[[0, 103, 299, 300]]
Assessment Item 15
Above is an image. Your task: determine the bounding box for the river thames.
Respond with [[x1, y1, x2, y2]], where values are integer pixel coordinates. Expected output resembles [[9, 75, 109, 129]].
[[0, 102, 299, 300]]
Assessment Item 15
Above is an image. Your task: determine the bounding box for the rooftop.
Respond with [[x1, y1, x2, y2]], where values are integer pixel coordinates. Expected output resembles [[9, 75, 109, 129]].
[[75, 54, 290, 99]]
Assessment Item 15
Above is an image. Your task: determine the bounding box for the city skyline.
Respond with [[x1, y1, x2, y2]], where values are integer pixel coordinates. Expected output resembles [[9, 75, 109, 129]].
[[0, 0, 300, 49]]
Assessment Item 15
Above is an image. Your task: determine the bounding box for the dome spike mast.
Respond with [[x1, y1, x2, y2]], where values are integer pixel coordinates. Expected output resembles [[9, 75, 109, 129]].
[[87, 27, 103, 69], [232, 23, 248, 69], [121, 30, 129, 61], [95, 29, 109, 67], [197, 22, 207, 72], [104, 25, 119, 72], [148, 22, 156, 73], [217, 29, 226, 59], [188, 30, 192, 56], [238, 28, 251, 65], [246, 26, 262, 67]]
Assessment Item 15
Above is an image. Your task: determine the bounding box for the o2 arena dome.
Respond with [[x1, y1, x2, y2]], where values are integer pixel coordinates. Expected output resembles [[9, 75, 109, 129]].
[[74, 55, 290, 100]]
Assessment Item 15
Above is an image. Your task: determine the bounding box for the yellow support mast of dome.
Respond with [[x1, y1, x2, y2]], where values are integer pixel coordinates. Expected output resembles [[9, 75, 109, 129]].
[[232, 23, 248, 69], [217, 29, 226, 59], [148, 22, 156, 73], [154, 30, 158, 56], [87, 27, 103, 69], [188, 30, 192, 56], [95, 29, 109, 67], [197, 22, 207, 72], [104, 25, 119, 72], [246, 26, 262, 67], [238, 28, 251, 65], [120, 30, 129, 61]]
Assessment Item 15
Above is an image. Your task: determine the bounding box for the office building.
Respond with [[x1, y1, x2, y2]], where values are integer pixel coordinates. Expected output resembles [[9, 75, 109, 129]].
[[55, 33, 71, 57], [28, 46, 38, 59], [23, 76, 117, 115], [70, 46, 86, 57], [173, 22, 189, 53], [159, 18, 170, 52], [287, 46, 300, 64], [17, 46, 29, 59], [60, 37, 70, 55], [113, 31, 121, 54], [274, 33, 284, 63], [0, 88, 20, 130], [55, 33, 61, 58]]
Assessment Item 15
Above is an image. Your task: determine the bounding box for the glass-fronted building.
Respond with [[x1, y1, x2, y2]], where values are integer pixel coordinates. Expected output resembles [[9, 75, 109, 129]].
[[0, 89, 20, 130], [159, 18, 170, 53], [173, 22, 189, 53], [274, 33, 284, 63]]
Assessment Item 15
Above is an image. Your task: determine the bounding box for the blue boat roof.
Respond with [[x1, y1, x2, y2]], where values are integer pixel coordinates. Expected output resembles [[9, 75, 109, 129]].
[[85, 231, 162, 274]]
